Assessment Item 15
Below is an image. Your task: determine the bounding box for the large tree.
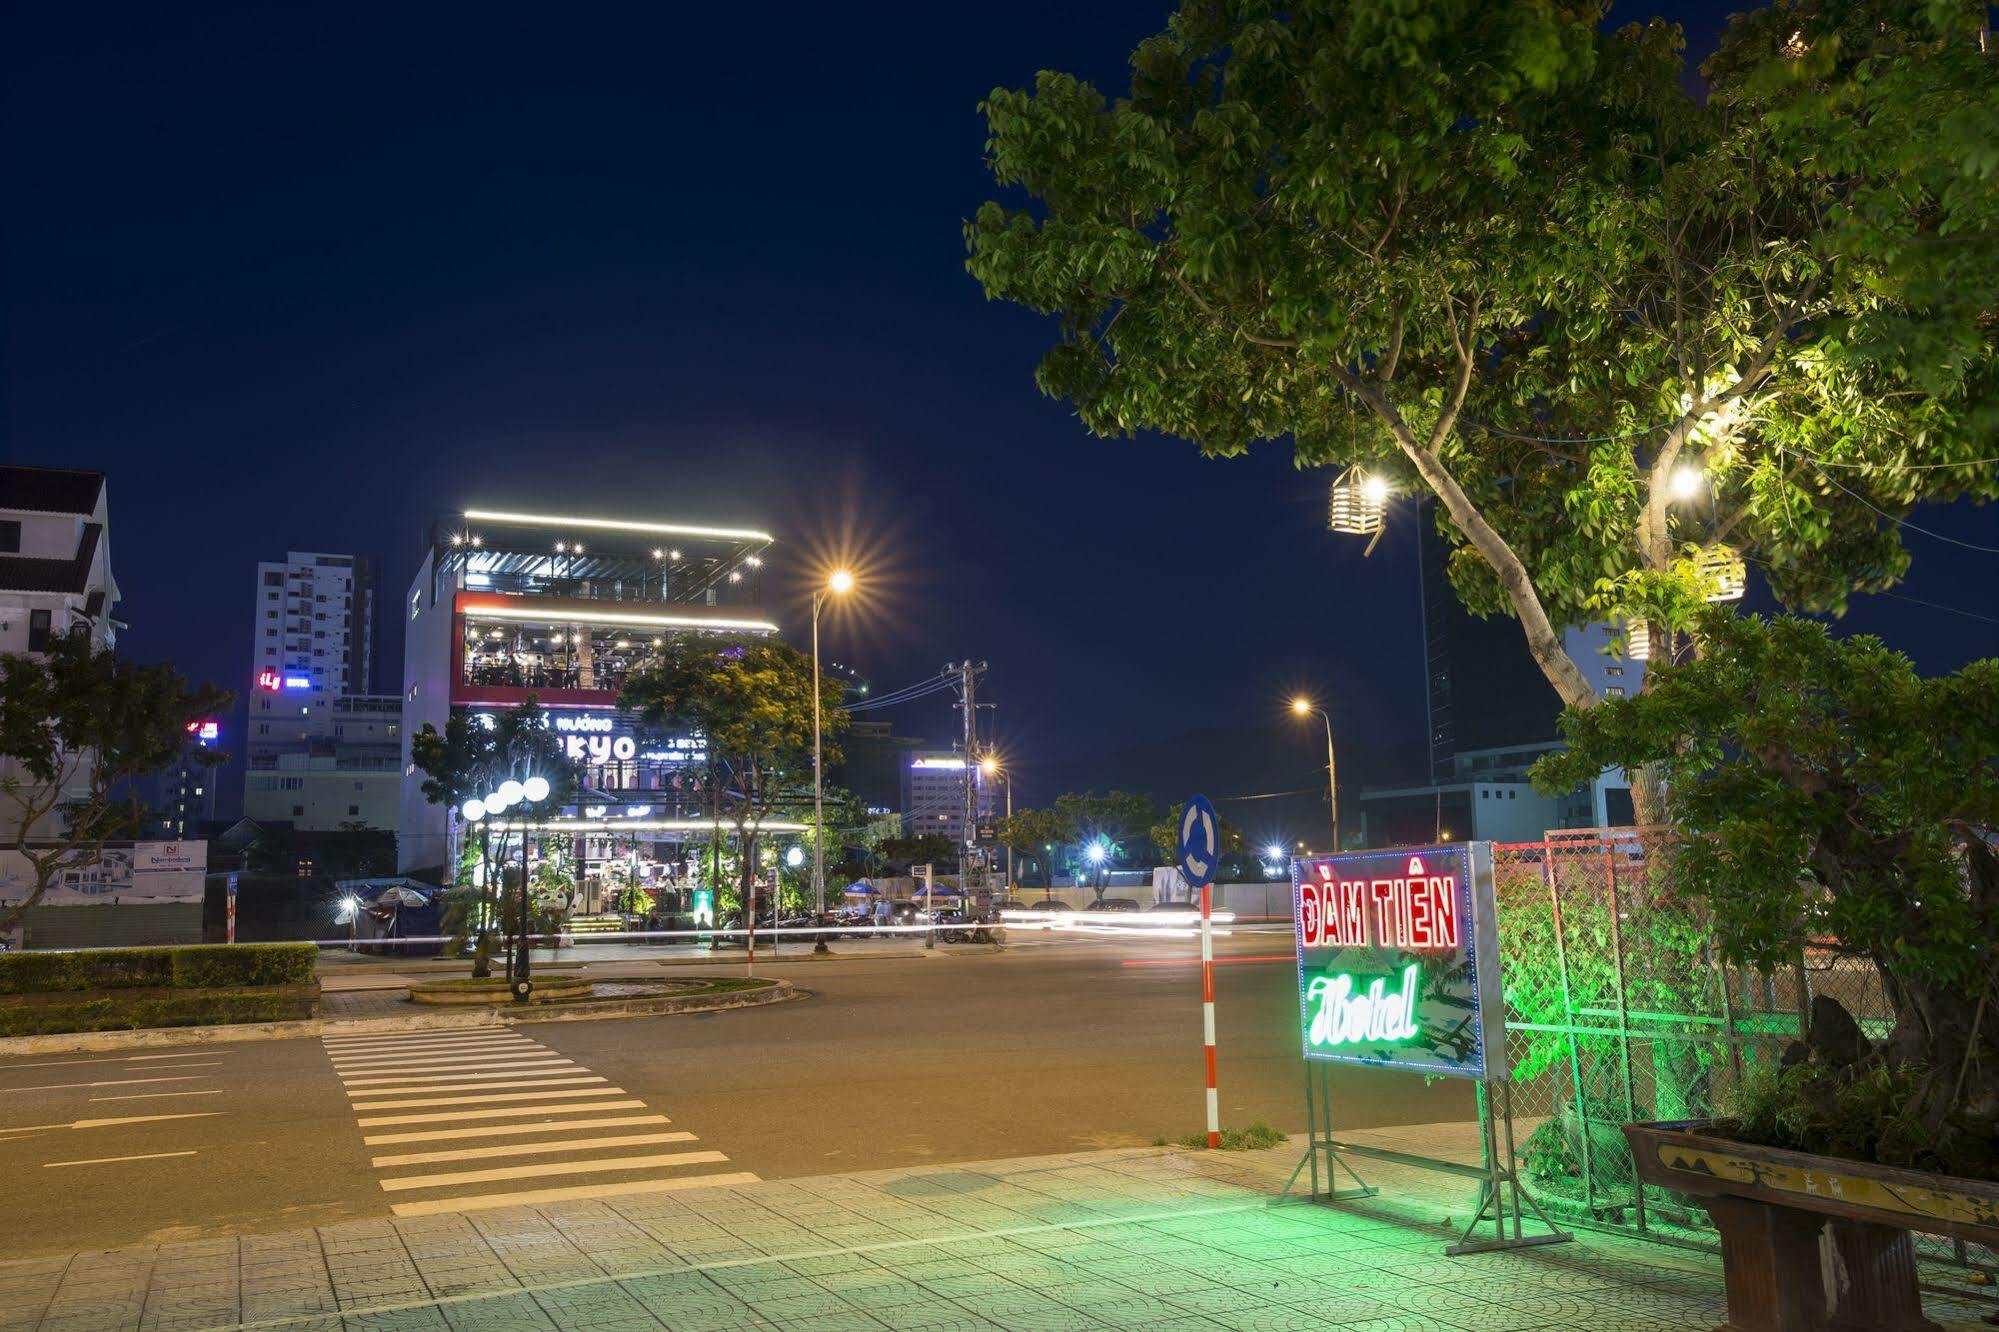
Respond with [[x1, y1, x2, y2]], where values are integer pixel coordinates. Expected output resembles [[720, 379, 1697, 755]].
[[620, 637, 846, 928], [968, 0, 1998, 822], [0, 637, 229, 931]]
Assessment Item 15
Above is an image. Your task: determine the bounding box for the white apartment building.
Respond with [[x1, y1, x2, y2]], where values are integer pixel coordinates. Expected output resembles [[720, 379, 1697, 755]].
[[244, 693, 402, 831], [250, 551, 375, 696], [0, 466, 118, 656], [0, 467, 121, 842], [245, 550, 392, 831]]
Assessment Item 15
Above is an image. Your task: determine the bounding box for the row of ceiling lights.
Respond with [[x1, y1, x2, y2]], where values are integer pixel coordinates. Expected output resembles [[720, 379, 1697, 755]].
[[450, 532, 764, 581]]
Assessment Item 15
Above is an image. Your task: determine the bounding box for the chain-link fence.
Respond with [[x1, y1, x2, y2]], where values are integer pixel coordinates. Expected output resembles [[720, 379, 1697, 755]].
[[1491, 827, 1993, 1274]]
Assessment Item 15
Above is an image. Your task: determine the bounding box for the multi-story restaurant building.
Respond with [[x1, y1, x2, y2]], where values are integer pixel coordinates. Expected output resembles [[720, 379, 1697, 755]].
[[396, 508, 782, 880]]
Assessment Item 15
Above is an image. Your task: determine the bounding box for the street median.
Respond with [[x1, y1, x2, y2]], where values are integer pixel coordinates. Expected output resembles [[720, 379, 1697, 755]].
[[0, 972, 799, 1055]]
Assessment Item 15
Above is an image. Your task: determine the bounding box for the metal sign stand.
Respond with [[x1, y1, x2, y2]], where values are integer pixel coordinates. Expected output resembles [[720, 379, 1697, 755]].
[[1282, 1065, 1571, 1254], [1281, 840, 1571, 1257]]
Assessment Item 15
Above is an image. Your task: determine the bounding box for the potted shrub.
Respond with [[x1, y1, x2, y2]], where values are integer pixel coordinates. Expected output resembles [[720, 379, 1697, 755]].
[[1535, 614, 1999, 1331]]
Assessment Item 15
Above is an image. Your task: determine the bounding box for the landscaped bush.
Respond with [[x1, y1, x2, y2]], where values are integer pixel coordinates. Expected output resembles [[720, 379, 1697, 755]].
[[0, 986, 318, 1037], [0, 943, 316, 994]]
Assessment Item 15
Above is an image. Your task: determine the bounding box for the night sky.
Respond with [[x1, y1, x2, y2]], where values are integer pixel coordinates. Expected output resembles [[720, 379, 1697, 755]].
[[7, 2, 1996, 846]]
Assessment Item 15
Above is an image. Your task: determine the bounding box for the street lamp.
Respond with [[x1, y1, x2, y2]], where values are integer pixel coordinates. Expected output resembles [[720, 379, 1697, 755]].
[[981, 755, 1013, 892], [471, 771, 551, 1001], [811, 569, 854, 952], [1290, 697, 1341, 851]]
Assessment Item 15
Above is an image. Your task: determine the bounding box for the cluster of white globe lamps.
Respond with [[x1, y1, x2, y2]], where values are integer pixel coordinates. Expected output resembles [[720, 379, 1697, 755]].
[[460, 775, 550, 825]]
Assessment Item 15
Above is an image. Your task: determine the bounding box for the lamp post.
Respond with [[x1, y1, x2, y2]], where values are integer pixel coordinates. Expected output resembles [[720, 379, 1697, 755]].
[[1290, 697, 1340, 851], [980, 755, 1012, 892], [811, 569, 854, 954], [474, 773, 551, 1002]]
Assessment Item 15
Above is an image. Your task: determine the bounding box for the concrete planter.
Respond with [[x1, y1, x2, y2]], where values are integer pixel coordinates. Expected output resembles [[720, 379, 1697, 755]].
[[408, 975, 592, 1005], [1624, 1119, 1999, 1331]]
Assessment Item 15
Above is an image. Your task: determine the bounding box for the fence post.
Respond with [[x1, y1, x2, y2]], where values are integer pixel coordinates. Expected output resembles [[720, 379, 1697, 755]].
[[1604, 845, 1646, 1234], [1544, 843, 1596, 1218]]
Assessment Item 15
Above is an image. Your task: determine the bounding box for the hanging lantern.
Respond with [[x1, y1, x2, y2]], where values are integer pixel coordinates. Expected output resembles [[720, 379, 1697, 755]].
[[1695, 546, 1747, 603], [1328, 468, 1387, 536], [1625, 619, 1653, 662]]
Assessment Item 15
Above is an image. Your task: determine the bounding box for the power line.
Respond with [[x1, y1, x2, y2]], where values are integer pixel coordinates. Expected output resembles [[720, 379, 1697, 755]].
[[1797, 458, 1999, 554]]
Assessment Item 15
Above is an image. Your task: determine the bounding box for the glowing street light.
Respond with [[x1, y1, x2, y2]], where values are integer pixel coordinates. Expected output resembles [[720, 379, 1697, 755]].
[[1670, 464, 1705, 500], [1265, 844, 1285, 861], [461, 798, 487, 823], [1289, 696, 1341, 850], [811, 569, 858, 948]]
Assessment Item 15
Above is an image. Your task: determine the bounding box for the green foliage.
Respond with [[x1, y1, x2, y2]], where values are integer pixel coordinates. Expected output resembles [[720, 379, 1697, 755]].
[[1730, 1056, 1995, 1181], [0, 638, 231, 928], [0, 942, 316, 994], [409, 697, 579, 814], [1535, 613, 1999, 996], [1176, 1121, 1286, 1151], [1051, 790, 1159, 868], [874, 833, 957, 873], [969, 0, 1998, 732]]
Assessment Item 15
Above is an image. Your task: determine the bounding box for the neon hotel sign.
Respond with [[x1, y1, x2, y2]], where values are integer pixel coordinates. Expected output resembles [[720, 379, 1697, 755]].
[[1292, 843, 1500, 1080], [1298, 857, 1458, 1050]]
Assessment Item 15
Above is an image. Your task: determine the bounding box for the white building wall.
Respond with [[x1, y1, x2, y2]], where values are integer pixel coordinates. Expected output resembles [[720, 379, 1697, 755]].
[[1563, 622, 1646, 701], [397, 549, 456, 874]]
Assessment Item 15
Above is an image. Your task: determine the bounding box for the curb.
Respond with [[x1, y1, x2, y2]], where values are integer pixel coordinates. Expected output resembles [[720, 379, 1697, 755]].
[[0, 979, 800, 1056], [315, 948, 945, 976]]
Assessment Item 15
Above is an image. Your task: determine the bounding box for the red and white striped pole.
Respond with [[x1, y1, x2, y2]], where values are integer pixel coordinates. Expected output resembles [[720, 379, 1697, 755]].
[[1200, 879, 1219, 1149]]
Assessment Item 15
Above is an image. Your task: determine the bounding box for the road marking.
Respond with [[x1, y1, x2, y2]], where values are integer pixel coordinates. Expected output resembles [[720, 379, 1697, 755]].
[[335, 1056, 573, 1076], [0, 1111, 224, 1135], [350, 1087, 628, 1112], [44, 1149, 198, 1168], [346, 1076, 606, 1098], [126, 1052, 228, 1061], [90, 1090, 226, 1102], [356, 1099, 646, 1127], [341, 1067, 588, 1086], [388, 1171, 760, 1218], [0, 1052, 227, 1070], [325, 1037, 536, 1057], [370, 1131, 697, 1167], [323, 1032, 535, 1056], [379, 1148, 729, 1192], [362, 1114, 669, 1146], [324, 1031, 533, 1048], [331, 1052, 567, 1071], [1, 1075, 203, 1093]]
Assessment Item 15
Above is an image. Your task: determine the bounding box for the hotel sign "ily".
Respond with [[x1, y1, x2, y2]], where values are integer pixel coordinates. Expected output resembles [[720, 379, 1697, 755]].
[[1290, 842, 1505, 1082]]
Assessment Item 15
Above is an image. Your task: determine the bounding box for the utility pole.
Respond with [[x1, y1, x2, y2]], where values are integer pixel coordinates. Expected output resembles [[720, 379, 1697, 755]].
[[951, 659, 987, 894]]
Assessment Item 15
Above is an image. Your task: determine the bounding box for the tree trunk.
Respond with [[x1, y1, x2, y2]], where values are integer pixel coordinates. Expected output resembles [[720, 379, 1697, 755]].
[[1629, 765, 1669, 827]]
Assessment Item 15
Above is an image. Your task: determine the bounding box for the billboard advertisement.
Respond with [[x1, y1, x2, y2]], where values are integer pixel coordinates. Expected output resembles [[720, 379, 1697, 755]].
[[0, 841, 209, 907], [1291, 841, 1504, 1081]]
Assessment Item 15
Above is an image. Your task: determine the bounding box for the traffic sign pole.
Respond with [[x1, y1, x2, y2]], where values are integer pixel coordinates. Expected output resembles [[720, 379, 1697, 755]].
[[1177, 794, 1222, 1150], [1201, 879, 1219, 1149]]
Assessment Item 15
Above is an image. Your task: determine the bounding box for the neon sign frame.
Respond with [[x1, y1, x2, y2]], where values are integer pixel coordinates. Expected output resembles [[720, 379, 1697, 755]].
[[1291, 841, 1505, 1081]]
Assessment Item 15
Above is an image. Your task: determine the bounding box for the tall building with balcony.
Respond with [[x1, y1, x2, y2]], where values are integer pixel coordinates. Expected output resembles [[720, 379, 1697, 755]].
[[244, 551, 391, 832], [396, 508, 779, 877], [250, 551, 375, 697]]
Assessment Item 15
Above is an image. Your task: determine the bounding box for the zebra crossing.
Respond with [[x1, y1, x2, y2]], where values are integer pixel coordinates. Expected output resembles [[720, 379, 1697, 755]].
[[321, 1028, 756, 1218]]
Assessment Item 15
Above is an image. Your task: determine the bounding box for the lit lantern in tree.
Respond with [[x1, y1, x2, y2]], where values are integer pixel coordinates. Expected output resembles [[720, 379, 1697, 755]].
[[1328, 468, 1389, 539], [1625, 619, 1653, 662], [1695, 546, 1747, 603]]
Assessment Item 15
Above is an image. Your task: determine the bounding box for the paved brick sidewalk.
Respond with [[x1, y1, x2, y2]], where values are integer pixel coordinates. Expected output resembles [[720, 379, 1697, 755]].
[[5, 1128, 1996, 1331]]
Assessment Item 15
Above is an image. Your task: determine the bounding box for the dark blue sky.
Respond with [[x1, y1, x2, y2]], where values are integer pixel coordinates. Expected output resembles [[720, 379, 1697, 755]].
[[6, 2, 1995, 839]]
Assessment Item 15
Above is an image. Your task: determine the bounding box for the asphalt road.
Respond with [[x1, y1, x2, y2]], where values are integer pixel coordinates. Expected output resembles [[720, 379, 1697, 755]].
[[0, 931, 1474, 1259]]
